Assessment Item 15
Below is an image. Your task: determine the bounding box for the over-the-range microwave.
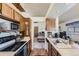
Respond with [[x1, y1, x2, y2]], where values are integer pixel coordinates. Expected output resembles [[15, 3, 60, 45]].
[[11, 22, 19, 30]]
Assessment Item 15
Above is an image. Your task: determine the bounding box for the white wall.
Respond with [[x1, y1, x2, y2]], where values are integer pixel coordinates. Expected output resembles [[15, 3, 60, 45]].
[[59, 18, 79, 41]]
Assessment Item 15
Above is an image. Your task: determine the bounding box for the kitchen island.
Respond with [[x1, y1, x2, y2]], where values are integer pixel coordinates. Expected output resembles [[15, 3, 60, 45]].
[[46, 37, 79, 56]]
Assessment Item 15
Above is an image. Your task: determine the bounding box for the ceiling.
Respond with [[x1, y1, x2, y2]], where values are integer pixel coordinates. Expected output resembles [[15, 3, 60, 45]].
[[20, 3, 50, 17], [46, 3, 76, 19], [59, 4, 79, 23]]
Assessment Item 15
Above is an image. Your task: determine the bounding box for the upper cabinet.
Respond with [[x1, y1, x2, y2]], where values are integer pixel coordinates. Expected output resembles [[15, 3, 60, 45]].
[[14, 11, 20, 22], [1, 4, 13, 19], [20, 16, 25, 32], [20, 17, 31, 36], [46, 18, 55, 31], [25, 18, 31, 36], [0, 4, 2, 13], [0, 3, 21, 23]]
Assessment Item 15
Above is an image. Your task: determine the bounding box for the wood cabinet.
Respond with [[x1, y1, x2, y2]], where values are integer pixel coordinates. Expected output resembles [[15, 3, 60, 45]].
[[20, 17, 31, 37], [51, 45, 61, 56], [25, 18, 31, 36], [1, 4, 13, 19], [20, 16, 25, 37], [20, 16, 25, 32], [0, 3, 20, 23], [0, 3, 2, 13], [46, 18, 55, 31], [14, 11, 20, 22], [46, 39, 61, 56], [27, 40, 31, 55], [48, 40, 52, 56]]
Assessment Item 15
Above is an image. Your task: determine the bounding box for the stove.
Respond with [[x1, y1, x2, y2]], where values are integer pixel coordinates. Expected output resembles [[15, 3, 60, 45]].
[[1, 41, 26, 51]]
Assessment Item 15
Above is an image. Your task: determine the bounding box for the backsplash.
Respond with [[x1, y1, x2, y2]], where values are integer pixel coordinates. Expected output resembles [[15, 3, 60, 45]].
[[0, 18, 11, 30]]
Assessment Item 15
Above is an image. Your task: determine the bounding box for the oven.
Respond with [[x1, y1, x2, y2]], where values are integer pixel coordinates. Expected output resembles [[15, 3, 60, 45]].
[[0, 32, 28, 56], [14, 43, 27, 56]]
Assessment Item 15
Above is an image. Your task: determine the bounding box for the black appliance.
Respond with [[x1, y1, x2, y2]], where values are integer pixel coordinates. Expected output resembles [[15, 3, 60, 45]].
[[59, 31, 68, 40], [59, 32, 63, 38], [54, 33, 58, 38], [11, 23, 19, 30]]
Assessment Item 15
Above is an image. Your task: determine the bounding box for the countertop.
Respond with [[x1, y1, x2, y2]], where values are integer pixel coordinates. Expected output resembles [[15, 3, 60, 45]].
[[21, 37, 30, 42], [47, 37, 79, 56], [0, 36, 30, 56]]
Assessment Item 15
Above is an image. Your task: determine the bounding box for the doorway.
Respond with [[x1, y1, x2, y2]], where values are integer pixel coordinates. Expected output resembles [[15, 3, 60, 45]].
[[34, 26, 38, 38]]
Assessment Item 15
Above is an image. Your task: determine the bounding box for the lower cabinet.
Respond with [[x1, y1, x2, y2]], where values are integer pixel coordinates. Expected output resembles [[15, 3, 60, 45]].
[[48, 40, 52, 56], [47, 39, 61, 56], [51, 45, 61, 56], [26, 40, 31, 56], [27, 40, 31, 55]]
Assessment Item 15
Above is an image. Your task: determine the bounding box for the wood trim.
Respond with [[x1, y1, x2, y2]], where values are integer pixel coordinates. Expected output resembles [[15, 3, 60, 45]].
[[12, 3, 25, 12]]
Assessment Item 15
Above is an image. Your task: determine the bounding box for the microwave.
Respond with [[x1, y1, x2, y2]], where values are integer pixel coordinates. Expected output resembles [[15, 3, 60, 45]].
[[11, 23, 19, 30], [0, 19, 19, 30]]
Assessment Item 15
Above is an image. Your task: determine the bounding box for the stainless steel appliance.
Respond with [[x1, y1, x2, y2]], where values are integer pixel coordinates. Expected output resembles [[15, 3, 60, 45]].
[[1, 41, 27, 56], [11, 23, 19, 30], [0, 32, 28, 56], [0, 19, 19, 30]]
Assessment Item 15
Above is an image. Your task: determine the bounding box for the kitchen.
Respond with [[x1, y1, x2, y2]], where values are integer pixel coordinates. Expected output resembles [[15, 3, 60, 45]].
[[0, 3, 79, 56]]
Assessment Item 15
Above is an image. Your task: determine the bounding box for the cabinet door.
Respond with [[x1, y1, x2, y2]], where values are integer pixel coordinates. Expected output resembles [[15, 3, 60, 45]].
[[2, 4, 13, 19], [28, 40, 31, 55], [51, 45, 61, 56], [48, 41, 52, 56], [14, 11, 20, 22], [0, 3, 2, 13], [46, 18, 55, 31], [20, 17, 25, 31]]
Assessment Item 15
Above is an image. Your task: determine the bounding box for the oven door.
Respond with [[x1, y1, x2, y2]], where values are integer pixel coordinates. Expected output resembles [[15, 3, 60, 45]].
[[14, 44, 27, 56]]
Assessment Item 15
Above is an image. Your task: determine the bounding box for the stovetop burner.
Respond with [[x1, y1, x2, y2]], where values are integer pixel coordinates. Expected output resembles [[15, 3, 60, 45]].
[[1, 41, 25, 51]]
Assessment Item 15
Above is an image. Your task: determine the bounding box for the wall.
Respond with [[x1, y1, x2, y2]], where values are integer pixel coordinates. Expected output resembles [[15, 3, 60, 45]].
[[59, 18, 79, 41]]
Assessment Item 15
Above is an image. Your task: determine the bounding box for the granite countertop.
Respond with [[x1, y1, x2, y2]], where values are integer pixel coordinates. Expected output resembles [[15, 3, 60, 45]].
[[0, 36, 30, 56], [47, 37, 79, 56]]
